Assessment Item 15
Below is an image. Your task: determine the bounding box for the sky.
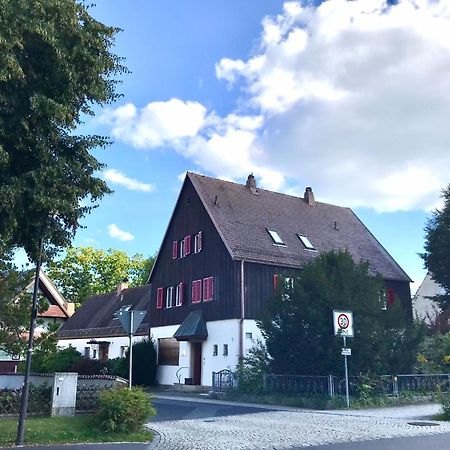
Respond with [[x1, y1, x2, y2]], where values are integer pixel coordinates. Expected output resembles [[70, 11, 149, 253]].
[[31, 0, 450, 292]]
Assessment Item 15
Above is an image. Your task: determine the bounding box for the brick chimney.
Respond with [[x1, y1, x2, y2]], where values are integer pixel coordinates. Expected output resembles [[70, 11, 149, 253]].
[[304, 187, 315, 205], [246, 173, 257, 194], [116, 278, 129, 296]]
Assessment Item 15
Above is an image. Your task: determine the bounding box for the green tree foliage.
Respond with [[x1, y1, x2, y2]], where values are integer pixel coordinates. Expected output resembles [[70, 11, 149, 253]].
[[126, 339, 157, 387], [258, 250, 424, 376], [29, 345, 82, 374], [0, 0, 126, 261], [421, 185, 450, 309], [416, 333, 450, 374], [47, 247, 155, 304]]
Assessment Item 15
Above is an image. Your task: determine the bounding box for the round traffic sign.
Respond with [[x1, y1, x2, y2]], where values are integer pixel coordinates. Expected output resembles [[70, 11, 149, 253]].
[[337, 313, 350, 329]]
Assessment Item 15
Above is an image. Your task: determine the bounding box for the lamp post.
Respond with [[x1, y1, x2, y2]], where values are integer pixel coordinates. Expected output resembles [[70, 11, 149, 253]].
[[16, 238, 43, 445]]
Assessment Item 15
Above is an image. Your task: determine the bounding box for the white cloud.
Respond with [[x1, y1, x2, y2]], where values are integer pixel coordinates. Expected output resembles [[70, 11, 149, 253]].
[[100, 99, 207, 149], [108, 224, 135, 242], [100, 0, 450, 212], [104, 169, 155, 192]]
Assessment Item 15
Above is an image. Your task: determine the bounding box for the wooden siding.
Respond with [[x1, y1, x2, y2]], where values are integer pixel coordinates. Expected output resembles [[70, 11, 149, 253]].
[[149, 178, 241, 327]]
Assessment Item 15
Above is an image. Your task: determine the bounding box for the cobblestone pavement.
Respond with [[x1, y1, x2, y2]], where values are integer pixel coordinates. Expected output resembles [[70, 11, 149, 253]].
[[147, 409, 450, 450]]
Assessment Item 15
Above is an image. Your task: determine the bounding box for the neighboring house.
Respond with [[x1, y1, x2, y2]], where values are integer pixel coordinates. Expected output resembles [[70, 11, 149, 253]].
[[0, 270, 74, 373], [413, 272, 443, 324], [148, 172, 412, 387], [57, 281, 151, 361]]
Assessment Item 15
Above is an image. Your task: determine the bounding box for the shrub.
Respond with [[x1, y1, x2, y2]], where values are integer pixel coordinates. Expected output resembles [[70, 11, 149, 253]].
[[236, 341, 271, 394], [439, 392, 450, 420], [95, 387, 156, 432], [127, 339, 157, 386]]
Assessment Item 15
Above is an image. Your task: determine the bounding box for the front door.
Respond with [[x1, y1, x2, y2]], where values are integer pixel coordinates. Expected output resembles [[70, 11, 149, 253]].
[[192, 342, 202, 385]]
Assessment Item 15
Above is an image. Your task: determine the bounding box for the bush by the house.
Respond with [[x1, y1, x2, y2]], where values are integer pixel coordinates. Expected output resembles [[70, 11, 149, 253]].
[[95, 387, 155, 432], [127, 339, 157, 386], [236, 341, 270, 394], [26, 346, 82, 374]]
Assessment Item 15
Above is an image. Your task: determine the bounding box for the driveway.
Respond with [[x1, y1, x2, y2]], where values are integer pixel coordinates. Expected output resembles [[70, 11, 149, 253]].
[[148, 395, 450, 450]]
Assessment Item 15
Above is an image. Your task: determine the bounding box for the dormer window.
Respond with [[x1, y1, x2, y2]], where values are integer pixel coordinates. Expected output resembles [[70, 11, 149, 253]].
[[267, 229, 285, 245], [297, 234, 316, 251]]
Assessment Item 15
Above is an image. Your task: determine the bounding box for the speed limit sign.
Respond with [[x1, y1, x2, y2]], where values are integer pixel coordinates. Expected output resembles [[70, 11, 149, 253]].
[[333, 310, 354, 337]]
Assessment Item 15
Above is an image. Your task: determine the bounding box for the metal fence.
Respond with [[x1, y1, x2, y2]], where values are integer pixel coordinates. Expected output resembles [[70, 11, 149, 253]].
[[212, 370, 450, 397]]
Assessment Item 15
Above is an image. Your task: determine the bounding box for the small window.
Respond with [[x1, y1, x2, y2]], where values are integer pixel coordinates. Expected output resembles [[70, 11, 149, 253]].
[[267, 229, 285, 245], [156, 288, 164, 309], [213, 344, 218, 356], [297, 234, 316, 250], [93, 349, 97, 359], [175, 282, 184, 307], [120, 345, 128, 358], [245, 332, 253, 340], [184, 235, 191, 255], [84, 347, 90, 358], [180, 239, 185, 258], [172, 241, 178, 259], [194, 232, 202, 253], [284, 277, 294, 290], [166, 286, 173, 308], [158, 338, 180, 365], [223, 344, 229, 356], [379, 289, 387, 310]]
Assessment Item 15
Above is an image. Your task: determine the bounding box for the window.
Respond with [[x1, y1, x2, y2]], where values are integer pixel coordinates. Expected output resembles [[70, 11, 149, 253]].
[[158, 338, 180, 365], [172, 241, 178, 259], [379, 289, 387, 310], [120, 346, 128, 358], [284, 277, 294, 290], [156, 288, 164, 309], [245, 332, 253, 340], [192, 279, 202, 303], [175, 282, 184, 307], [223, 344, 229, 356], [93, 349, 97, 359], [84, 347, 90, 358], [213, 344, 218, 356], [184, 235, 191, 255], [166, 286, 174, 308], [194, 231, 202, 253], [180, 239, 185, 258], [267, 229, 285, 245], [297, 234, 316, 251], [203, 276, 214, 301]]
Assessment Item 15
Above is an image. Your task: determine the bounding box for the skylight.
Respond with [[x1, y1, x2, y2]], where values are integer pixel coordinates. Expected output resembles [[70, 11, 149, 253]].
[[267, 229, 285, 245], [297, 234, 316, 251]]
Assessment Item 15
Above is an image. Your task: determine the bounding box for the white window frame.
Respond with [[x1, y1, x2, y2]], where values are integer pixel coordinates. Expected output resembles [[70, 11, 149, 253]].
[[180, 239, 185, 258], [267, 229, 285, 245], [297, 234, 316, 251], [166, 286, 174, 308], [194, 232, 202, 253], [175, 283, 183, 307], [213, 344, 218, 356], [223, 344, 229, 356]]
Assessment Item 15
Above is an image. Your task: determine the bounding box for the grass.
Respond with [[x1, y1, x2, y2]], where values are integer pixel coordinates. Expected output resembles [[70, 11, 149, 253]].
[[0, 414, 154, 447]]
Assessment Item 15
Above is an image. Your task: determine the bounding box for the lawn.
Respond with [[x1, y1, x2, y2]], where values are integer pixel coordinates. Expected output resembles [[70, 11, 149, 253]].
[[0, 415, 154, 446]]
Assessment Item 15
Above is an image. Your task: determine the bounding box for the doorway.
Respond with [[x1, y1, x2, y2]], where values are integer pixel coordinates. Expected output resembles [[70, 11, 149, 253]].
[[192, 342, 202, 385]]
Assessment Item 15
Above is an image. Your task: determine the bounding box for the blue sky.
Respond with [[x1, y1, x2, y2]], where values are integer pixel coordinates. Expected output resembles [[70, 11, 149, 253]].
[[45, 0, 450, 292]]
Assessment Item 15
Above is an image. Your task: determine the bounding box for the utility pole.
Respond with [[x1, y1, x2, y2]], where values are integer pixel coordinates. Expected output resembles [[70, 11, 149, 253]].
[[16, 238, 43, 445]]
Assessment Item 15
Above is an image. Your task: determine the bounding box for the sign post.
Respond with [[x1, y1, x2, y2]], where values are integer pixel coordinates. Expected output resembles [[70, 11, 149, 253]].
[[117, 309, 146, 389], [333, 310, 354, 408]]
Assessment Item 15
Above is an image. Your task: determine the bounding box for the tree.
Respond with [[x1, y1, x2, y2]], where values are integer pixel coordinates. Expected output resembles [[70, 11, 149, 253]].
[[0, 0, 127, 261], [258, 250, 424, 376], [47, 246, 155, 304], [421, 185, 450, 309]]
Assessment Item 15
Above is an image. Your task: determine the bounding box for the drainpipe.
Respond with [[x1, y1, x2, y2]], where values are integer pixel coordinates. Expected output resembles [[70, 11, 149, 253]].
[[239, 260, 245, 360]]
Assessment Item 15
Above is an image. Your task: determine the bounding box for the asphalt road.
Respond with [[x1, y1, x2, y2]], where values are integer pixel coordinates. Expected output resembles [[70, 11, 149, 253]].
[[304, 432, 450, 450]]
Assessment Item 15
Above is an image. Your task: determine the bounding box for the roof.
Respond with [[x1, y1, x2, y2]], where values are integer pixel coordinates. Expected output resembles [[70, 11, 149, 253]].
[[173, 311, 208, 341], [57, 284, 151, 339], [187, 172, 411, 282], [38, 305, 67, 319]]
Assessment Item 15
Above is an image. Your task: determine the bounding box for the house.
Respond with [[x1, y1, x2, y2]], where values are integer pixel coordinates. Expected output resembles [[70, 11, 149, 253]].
[[0, 269, 74, 373], [57, 281, 151, 360], [148, 172, 412, 387]]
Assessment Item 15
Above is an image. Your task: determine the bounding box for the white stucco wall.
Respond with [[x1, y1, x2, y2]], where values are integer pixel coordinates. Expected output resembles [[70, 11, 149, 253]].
[[58, 335, 146, 359], [151, 319, 265, 387]]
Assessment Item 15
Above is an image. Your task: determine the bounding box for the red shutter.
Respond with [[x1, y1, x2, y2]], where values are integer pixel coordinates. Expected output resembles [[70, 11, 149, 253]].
[[172, 241, 178, 259], [197, 231, 202, 252], [203, 278, 208, 301], [192, 280, 201, 304], [179, 282, 184, 305], [209, 277, 214, 301], [273, 274, 279, 291], [156, 288, 163, 309], [387, 288, 395, 306], [185, 235, 191, 255]]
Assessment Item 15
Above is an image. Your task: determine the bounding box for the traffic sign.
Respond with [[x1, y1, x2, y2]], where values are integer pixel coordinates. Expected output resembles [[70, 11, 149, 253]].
[[333, 310, 354, 337], [341, 348, 351, 356], [117, 310, 147, 335]]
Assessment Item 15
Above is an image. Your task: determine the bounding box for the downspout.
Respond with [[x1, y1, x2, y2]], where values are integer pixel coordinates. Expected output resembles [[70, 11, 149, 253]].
[[239, 259, 245, 360]]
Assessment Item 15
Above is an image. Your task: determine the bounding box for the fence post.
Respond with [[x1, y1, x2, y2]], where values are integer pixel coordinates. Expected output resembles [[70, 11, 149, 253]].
[[263, 373, 267, 393], [393, 376, 399, 397], [212, 372, 215, 391], [328, 375, 334, 397]]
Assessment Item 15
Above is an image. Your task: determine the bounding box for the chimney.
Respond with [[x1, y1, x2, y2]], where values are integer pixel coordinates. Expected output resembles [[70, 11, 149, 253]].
[[304, 187, 315, 205], [65, 302, 75, 317], [117, 278, 129, 296], [245, 173, 257, 194]]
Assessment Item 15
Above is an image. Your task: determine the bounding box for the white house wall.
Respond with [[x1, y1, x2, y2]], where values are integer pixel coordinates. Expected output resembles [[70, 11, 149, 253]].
[[151, 319, 265, 387]]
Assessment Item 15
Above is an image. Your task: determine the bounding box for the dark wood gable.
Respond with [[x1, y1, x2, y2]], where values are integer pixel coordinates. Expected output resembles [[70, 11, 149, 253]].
[[149, 177, 241, 327]]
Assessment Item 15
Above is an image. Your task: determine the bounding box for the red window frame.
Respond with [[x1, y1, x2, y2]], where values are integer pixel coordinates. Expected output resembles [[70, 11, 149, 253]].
[[172, 241, 178, 259], [156, 287, 164, 309], [203, 276, 214, 301]]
